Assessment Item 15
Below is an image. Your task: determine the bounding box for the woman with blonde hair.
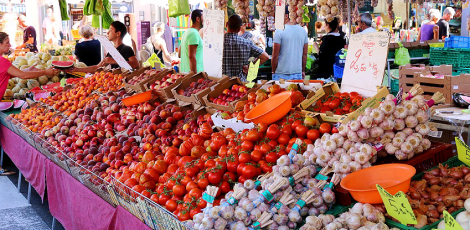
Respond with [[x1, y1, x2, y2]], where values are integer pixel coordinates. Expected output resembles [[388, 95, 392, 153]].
[[74, 25, 101, 66], [417, 9, 440, 42], [149, 22, 173, 63]]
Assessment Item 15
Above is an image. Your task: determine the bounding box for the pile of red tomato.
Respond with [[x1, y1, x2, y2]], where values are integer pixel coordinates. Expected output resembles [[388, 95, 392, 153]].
[[310, 91, 365, 115]]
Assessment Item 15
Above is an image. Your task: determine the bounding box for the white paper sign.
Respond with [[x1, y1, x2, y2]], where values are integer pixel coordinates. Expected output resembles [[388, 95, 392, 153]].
[[95, 35, 133, 71], [341, 31, 390, 97], [275, 0, 286, 30], [203, 9, 224, 77]]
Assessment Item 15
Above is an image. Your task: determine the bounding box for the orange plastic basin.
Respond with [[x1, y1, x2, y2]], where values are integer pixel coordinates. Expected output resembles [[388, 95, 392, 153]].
[[340, 164, 416, 204], [122, 91, 152, 106], [245, 91, 292, 124]]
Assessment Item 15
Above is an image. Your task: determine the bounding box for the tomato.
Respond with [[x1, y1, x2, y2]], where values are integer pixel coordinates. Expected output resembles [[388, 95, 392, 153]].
[[178, 156, 194, 168], [295, 125, 308, 137], [241, 141, 254, 151], [340, 92, 350, 100], [177, 210, 190, 221], [260, 144, 272, 154], [167, 164, 178, 174], [281, 125, 292, 136], [210, 135, 226, 151], [218, 146, 228, 157], [320, 106, 331, 113], [261, 163, 273, 173], [165, 199, 177, 212], [191, 145, 205, 158], [150, 194, 160, 203], [246, 130, 260, 142], [237, 163, 246, 175], [307, 129, 320, 141], [277, 149, 287, 156], [141, 190, 151, 198], [227, 160, 239, 173], [342, 105, 351, 112], [159, 194, 170, 205], [239, 153, 251, 163], [278, 133, 290, 145], [250, 150, 263, 162], [220, 181, 231, 193], [186, 181, 198, 191], [242, 165, 257, 179], [215, 160, 227, 172], [172, 184, 186, 197], [332, 127, 339, 133], [204, 159, 216, 168], [188, 188, 203, 198], [208, 172, 222, 184], [185, 166, 198, 178], [190, 208, 202, 219], [180, 176, 192, 186], [266, 152, 279, 163], [349, 91, 359, 99], [179, 140, 194, 156], [197, 199, 207, 209], [198, 122, 213, 139], [152, 160, 167, 175], [228, 147, 239, 156], [266, 124, 281, 140], [257, 123, 268, 133], [291, 120, 302, 131], [197, 178, 209, 189], [319, 123, 332, 134], [194, 159, 204, 170], [329, 99, 340, 109], [223, 172, 237, 182]]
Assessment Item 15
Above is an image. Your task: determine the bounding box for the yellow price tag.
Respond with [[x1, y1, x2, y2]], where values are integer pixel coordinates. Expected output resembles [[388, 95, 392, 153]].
[[60, 78, 66, 87], [444, 211, 464, 230], [376, 184, 417, 225], [456, 137, 470, 167], [245, 59, 260, 88]]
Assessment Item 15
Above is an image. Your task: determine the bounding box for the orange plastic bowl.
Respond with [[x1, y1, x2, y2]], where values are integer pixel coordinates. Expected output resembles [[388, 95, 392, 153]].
[[122, 90, 152, 106], [245, 91, 292, 124], [340, 164, 416, 204]]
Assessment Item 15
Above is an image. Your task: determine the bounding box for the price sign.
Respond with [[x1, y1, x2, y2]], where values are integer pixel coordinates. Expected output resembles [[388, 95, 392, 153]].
[[275, 0, 286, 30], [203, 9, 224, 77], [444, 211, 464, 230], [456, 137, 470, 167], [376, 184, 417, 225], [245, 59, 260, 88]]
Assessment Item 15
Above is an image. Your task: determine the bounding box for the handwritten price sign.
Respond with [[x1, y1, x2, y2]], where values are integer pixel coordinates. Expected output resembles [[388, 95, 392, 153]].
[[456, 137, 470, 167], [342, 31, 390, 97], [203, 9, 224, 77], [376, 184, 417, 225], [444, 211, 464, 230]]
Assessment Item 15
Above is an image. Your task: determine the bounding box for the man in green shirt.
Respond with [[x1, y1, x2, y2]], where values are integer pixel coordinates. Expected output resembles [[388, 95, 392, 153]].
[[179, 9, 204, 73]]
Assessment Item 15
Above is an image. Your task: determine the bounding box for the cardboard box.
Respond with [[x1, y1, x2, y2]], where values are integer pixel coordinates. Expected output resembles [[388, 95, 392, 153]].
[[301, 86, 390, 124], [260, 79, 323, 97], [451, 73, 470, 95], [144, 69, 194, 99], [299, 82, 340, 110], [123, 67, 169, 93], [171, 72, 229, 106], [202, 78, 261, 112]]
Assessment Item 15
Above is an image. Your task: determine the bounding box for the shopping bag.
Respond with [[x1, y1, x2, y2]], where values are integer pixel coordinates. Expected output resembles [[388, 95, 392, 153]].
[[143, 53, 165, 68], [168, 0, 190, 18], [394, 42, 410, 66]]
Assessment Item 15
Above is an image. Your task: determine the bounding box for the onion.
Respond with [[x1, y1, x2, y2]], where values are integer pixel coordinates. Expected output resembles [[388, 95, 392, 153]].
[[429, 168, 440, 176], [450, 170, 464, 180], [463, 167, 470, 175], [428, 210, 439, 219], [443, 195, 460, 206]]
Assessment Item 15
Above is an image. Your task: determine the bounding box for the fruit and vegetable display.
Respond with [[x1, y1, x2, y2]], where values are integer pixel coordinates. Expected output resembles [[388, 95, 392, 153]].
[[127, 69, 161, 85], [149, 73, 185, 90], [233, 0, 250, 22], [3, 63, 458, 230], [307, 91, 365, 115], [287, 0, 306, 24], [317, 0, 339, 19], [177, 78, 214, 97]]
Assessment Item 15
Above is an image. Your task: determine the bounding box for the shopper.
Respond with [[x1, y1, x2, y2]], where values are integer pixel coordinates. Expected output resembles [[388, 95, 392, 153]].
[[314, 17, 346, 78], [42, 7, 60, 45], [222, 15, 269, 81], [0, 32, 59, 99], [437, 7, 455, 40], [179, 9, 204, 73], [271, 6, 308, 80], [149, 22, 173, 64], [357, 13, 377, 34], [69, 21, 139, 72], [238, 22, 253, 40], [16, 14, 37, 53], [418, 10, 440, 42], [74, 25, 101, 66], [250, 19, 266, 50]]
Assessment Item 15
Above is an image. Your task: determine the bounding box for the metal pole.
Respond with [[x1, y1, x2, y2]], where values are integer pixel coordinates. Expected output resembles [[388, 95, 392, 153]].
[[100, 15, 104, 60], [27, 183, 31, 204], [0, 147, 4, 168], [17, 171, 22, 192], [347, 0, 352, 36]]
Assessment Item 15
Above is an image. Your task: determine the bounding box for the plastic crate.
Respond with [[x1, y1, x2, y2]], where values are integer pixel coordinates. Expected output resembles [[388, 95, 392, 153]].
[[429, 43, 445, 48], [390, 78, 399, 96], [385, 156, 464, 230], [375, 141, 453, 174], [430, 48, 470, 67], [409, 48, 429, 58], [387, 52, 395, 59], [453, 67, 470, 76], [445, 36, 470, 48], [333, 64, 344, 79]]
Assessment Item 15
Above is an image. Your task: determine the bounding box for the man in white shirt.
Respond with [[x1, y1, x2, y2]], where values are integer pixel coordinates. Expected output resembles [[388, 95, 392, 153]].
[[358, 13, 377, 34]]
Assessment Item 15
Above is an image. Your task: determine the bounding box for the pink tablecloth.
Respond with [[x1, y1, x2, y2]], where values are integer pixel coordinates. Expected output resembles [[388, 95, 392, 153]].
[[0, 125, 47, 200], [108, 206, 153, 230]]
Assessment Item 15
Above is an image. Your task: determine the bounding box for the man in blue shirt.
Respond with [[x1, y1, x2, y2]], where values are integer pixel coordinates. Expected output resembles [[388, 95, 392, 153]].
[[271, 6, 308, 80]]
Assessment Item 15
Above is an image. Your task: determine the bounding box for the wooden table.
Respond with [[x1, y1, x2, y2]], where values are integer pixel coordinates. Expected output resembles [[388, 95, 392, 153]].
[[431, 106, 470, 144]]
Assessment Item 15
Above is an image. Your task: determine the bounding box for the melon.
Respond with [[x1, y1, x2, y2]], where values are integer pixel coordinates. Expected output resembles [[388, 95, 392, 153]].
[[27, 79, 40, 89], [77, 62, 87, 68], [51, 76, 60, 83], [52, 60, 74, 68], [33, 92, 50, 101], [0, 102, 13, 111], [35, 65, 45, 70], [18, 58, 28, 66], [18, 89, 27, 96], [43, 53, 52, 62], [19, 79, 28, 85], [46, 60, 53, 67], [13, 99, 25, 109], [51, 56, 60, 62], [7, 79, 15, 89], [12, 86, 21, 93], [25, 52, 34, 59], [3, 89, 13, 100], [20, 65, 29, 70], [38, 76, 48, 85], [11, 78, 18, 83], [59, 56, 69, 62], [27, 59, 37, 67]]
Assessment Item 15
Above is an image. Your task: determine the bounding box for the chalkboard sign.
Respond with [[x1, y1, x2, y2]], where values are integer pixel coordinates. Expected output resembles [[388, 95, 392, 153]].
[[341, 31, 390, 97], [203, 9, 224, 77]]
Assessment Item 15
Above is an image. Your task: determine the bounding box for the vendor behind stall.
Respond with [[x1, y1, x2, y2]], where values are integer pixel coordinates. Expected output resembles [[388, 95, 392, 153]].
[[271, 5, 308, 80], [222, 15, 269, 81], [16, 14, 37, 53], [314, 17, 346, 79]]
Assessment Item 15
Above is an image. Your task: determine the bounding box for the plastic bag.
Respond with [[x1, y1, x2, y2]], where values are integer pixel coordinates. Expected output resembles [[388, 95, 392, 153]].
[[143, 53, 165, 68], [168, 0, 190, 18], [394, 42, 410, 66]]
